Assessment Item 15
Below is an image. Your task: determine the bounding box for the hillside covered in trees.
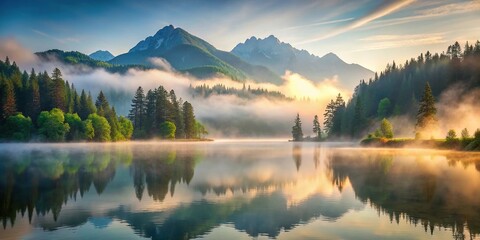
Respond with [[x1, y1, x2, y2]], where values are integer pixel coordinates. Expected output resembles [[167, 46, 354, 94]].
[[189, 83, 291, 100], [0, 57, 132, 142], [320, 40, 480, 140], [36, 49, 148, 73]]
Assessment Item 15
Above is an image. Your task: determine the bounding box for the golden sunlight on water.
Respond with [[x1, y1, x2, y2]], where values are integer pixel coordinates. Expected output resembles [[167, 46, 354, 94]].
[[0, 141, 479, 239]]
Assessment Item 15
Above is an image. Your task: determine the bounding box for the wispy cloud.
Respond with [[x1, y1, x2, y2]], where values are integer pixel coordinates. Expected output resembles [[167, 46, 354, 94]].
[[280, 17, 354, 31], [354, 33, 446, 52], [32, 29, 80, 44], [363, 1, 480, 30], [298, 0, 415, 44], [418, 1, 480, 16]]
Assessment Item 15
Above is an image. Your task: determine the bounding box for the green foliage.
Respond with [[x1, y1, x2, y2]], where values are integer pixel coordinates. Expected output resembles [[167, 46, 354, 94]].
[[118, 116, 133, 140], [377, 98, 391, 119], [323, 94, 345, 138], [50, 68, 67, 111], [3, 113, 32, 141], [37, 108, 70, 142], [129, 86, 145, 132], [461, 128, 470, 140], [35, 49, 147, 73], [380, 118, 394, 139], [159, 121, 176, 139], [416, 82, 437, 139], [475, 129, 480, 141], [183, 101, 196, 139], [65, 113, 83, 141], [352, 97, 367, 138], [195, 121, 208, 139], [446, 129, 458, 142], [319, 40, 480, 140], [83, 119, 95, 141], [189, 83, 290, 100], [88, 113, 111, 142], [291, 113, 303, 141], [1, 80, 16, 120]]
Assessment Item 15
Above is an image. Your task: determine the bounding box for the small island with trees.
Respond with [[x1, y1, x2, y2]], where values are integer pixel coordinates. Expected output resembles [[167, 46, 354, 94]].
[[291, 40, 480, 152]]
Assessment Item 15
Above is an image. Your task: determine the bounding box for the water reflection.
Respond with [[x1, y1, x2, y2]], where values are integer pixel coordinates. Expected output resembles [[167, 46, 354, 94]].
[[0, 143, 480, 239], [327, 149, 480, 239]]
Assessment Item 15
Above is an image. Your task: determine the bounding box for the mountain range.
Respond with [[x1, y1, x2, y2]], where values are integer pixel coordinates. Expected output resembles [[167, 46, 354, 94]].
[[232, 35, 373, 88], [37, 25, 373, 87], [109, 25, 281, 84]]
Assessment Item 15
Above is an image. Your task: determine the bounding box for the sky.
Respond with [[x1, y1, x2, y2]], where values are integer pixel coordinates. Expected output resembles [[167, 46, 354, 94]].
[[0, 0, 479, 72]]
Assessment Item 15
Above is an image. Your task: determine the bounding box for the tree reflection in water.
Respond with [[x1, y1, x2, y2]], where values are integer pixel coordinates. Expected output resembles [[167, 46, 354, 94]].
[[326, 149, 480, 239], [1, 144, 480, 240]]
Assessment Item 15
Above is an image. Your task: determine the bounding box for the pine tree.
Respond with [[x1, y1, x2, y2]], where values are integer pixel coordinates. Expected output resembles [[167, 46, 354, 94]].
[[415, 82, 437, 139], [155, 86, 169, 129], [129, 86, 145, 131], [95, 91, 109, 116], [87, 92, 96, 115], [50, 68, 66, 111], [1, 81, 16, 120], [183, 101, 196, 139], [28, 69, 41, 122], [144, 89, 157, 135], [323, 100, 336, 135], [38, 71, 52, 110], [78, 90, 89, 120], [330, 94, 345, 138], [352, 97, 367, 138], [292, 113, 303, 141], [170, 89, 185, 139], [312, 115, 321, 140]]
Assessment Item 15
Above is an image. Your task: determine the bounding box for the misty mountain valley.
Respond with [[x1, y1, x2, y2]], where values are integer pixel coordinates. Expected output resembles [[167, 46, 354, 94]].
[[1, 1, 480, 240]]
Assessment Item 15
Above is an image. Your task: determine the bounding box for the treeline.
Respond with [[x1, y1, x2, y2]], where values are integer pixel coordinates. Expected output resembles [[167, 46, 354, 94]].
[[129, 86, 207, 139], [0, 57, 132, 142], [190, 83, 291, 100], [322, 40, 480, 139]]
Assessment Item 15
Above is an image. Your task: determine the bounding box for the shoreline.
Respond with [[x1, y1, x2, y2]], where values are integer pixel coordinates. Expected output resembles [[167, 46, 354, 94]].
[[359, 138, 480, 152], [0, 138, 215, 144]]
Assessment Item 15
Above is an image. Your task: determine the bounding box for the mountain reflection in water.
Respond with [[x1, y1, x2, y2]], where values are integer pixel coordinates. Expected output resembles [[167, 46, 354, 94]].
[[1, 142, 480, 240]]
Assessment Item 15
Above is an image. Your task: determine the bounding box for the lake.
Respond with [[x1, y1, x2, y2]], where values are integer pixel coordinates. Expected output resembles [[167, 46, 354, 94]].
[[1, 141, 480, 240]]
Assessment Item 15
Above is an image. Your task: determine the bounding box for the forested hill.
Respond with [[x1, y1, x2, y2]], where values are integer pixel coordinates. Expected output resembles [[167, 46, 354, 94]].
[[36, 49, 148, 73], [323, 40, 480, 139]]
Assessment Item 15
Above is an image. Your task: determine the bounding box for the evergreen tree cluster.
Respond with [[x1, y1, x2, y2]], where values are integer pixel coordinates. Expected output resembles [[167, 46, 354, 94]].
[[322, 40, 480, 139], [0, 57, 132, 142], [190, 83, 291, 100], [129, 85, 207, 139]]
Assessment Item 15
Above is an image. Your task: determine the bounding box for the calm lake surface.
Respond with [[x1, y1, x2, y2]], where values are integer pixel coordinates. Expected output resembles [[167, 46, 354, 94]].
[[1, 141, 480, 240]]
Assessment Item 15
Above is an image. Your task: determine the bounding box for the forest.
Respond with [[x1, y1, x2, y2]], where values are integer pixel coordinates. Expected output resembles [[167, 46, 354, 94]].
[[292, 40, 480, 146], [129, 85, 207, 139], [189, 83, 290, 100], [0, 57, 204, 142], [0, 57, 131, 142]]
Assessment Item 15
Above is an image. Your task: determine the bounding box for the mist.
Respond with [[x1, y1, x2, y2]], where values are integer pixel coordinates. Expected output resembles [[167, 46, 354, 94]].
[[0, 39, 349, 137]]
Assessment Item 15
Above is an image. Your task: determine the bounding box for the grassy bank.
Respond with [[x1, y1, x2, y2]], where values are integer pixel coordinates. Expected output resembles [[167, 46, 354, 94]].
[[360, 137, 480, 151]]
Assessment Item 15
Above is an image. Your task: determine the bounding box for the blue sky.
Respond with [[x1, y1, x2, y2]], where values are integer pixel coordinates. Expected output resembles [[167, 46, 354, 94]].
[[1, 0, 479, 71]]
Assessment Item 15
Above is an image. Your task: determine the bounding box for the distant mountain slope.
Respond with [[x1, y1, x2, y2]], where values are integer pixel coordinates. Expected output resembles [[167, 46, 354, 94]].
[[109, 25, 282, 84], [35, 49, 147, 73], [231, 36, 374, 88], [89, 50, 115, 61]]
